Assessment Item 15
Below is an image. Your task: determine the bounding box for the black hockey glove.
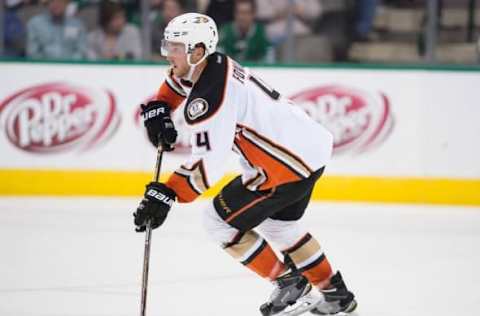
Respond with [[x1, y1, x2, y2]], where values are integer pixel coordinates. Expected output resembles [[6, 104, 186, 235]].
[[133, 182, 176, 232], [140, 101, 178, 151]]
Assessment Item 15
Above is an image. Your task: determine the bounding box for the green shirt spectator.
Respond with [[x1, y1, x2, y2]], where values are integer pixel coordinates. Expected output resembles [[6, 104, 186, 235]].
[[219, 0, 270, 62], [26, 0, 87, 60], [219, 22, 269, 62]]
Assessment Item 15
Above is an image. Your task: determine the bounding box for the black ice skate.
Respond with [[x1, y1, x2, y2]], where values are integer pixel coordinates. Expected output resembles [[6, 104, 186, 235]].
[[310, 271, 357, 315], [260, 272, 322, 316]]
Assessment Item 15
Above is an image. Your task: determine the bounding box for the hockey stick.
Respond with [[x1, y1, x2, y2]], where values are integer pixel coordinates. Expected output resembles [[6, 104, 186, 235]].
[[140, 146, 164, 316]]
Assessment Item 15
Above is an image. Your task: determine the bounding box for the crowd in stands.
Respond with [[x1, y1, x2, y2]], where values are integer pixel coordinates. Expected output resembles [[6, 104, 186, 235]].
[[1, 0, 479, 63]]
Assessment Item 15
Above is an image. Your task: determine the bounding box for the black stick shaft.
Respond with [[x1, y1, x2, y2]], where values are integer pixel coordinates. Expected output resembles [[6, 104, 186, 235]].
[[153, 148, 164, 182], [140, 221, 152, 316], [140, 147, 163, 316]]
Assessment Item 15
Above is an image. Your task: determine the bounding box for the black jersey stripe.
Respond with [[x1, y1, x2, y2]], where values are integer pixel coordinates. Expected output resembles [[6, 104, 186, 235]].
[[184, 53, 230, 125]]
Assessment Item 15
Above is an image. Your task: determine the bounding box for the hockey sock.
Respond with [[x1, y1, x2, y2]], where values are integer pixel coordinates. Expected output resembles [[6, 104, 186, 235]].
[[282, 233, 333, 288], [224, 231, 285, 280]]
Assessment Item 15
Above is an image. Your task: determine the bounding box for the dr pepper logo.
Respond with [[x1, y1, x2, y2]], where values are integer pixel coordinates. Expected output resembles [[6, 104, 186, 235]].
[[0, 82, 120, 153], [290, 85, 394, 154]]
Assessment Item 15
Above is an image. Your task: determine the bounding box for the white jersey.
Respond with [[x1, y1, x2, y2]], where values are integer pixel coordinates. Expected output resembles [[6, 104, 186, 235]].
[[157, 53, 333, 202]]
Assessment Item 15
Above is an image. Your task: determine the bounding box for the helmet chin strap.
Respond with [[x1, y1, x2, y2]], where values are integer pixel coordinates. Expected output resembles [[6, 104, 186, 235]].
[[183, 52, 208, 82]]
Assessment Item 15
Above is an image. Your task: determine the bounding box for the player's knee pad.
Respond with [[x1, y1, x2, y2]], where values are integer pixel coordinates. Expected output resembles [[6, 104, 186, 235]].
[[202, 200, 240, 245], [255, 218, 307, 250]]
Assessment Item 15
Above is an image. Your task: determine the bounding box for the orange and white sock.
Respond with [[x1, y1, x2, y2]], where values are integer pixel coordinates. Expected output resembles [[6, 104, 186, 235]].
[[224, 231, 285, 280], [282, 233, 333, 288]]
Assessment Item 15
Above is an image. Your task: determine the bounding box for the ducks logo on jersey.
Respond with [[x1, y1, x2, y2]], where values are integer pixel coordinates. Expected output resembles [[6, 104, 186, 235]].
[[186, 98, 209, 121]]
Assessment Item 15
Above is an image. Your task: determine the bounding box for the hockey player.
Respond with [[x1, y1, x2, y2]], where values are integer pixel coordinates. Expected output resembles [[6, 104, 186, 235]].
[[133, 12, 357, 316]]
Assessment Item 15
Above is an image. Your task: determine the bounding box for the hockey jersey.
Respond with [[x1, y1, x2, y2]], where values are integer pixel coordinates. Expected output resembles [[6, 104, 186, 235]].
[[156, 53, 333, 203]]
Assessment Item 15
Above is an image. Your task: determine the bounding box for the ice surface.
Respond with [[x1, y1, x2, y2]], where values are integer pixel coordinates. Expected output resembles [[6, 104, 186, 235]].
[[0, 197, 479, 316]]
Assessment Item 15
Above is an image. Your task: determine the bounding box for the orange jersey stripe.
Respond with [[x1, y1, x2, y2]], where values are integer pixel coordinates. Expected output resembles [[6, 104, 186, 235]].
[[238, 124, 313, 175], [234, 136, 302, 190], [166, 172, 200, 203], [156, 81, 185, 111]]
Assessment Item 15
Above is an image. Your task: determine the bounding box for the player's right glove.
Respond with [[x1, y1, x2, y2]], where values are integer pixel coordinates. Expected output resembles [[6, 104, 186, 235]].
[[140, 101, 177, 151], [133, 182, 176, 232]]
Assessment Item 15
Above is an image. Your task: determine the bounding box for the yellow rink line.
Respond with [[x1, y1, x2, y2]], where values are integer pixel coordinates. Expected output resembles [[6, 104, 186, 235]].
[[0, 169, 479, 206]]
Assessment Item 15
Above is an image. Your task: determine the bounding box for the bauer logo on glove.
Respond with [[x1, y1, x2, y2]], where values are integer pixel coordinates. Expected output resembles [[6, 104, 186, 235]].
[[146, 188, 174, 206], [133, 182, 177, 232], [142, 107, 168, 121], [140, 101, 178, 150]]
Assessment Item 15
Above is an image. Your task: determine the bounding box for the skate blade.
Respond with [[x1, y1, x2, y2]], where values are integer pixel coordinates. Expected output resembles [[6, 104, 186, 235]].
[[333, 311, 360, 316], [312, 299, 359, 316], [277, 292, 324, 316]]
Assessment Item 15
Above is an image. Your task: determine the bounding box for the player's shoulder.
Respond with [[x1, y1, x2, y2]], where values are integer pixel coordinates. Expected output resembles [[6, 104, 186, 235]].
[[184, 53, 230, 125]]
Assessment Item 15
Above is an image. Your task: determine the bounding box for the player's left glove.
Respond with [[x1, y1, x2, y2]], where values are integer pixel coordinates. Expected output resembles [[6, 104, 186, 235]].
[[140, 101, 177, 151], [133, 182, 176, 232]]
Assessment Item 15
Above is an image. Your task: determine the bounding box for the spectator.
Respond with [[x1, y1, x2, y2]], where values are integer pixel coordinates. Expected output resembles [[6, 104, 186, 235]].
[[3, 0, 26, 57], [477, 35, 480, 63], [26, 0, 87, 60], [219, 0, 269, 62], [206, 0, 234, 28], [313, 1, 354, 61], [151, 0, 184, 58], [87, 0, 142, 60], [256, 0, 322, 45], [352, 0, 378, 42]]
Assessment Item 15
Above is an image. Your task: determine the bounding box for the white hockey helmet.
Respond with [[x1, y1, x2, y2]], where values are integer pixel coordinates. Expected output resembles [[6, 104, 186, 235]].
[[162, 13, 219, 59]]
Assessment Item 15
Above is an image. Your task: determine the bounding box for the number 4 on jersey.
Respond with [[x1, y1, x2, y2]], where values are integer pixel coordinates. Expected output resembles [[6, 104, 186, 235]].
[[196, 131, 211, 151]]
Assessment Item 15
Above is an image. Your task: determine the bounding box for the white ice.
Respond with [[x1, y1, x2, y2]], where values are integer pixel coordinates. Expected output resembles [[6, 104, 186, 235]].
[[0, 197, 479, 316]]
